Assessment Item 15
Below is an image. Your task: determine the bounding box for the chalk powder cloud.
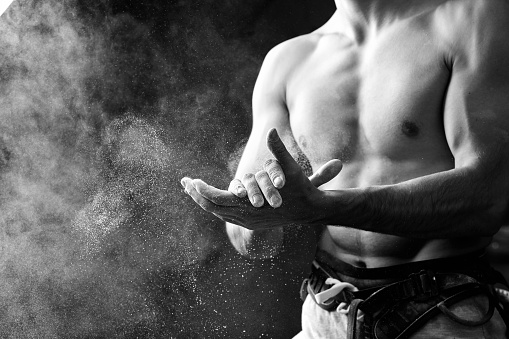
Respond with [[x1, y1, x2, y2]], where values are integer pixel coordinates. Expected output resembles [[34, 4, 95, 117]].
[[0, 0, 14, 16], [0, 0, 333, 337]]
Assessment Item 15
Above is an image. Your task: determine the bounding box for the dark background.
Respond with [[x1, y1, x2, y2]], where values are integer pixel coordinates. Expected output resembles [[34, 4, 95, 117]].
[[0, 1, 506, 338], [0, 0, 335, 338]]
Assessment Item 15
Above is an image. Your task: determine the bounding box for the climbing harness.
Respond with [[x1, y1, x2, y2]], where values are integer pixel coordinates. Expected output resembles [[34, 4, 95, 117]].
[[301, 256, 509, 339]]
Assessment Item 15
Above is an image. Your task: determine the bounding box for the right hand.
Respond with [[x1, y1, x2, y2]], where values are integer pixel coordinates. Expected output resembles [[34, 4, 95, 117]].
[[228, 134, 343, 209]]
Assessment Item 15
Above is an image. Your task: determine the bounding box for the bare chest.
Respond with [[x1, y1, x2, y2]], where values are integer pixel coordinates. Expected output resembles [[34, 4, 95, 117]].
[[286, 26, 452, 171]]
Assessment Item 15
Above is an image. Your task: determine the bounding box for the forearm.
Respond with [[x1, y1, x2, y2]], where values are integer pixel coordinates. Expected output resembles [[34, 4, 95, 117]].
[[226, 222, 284, 259], [321, 165, 508, 239]]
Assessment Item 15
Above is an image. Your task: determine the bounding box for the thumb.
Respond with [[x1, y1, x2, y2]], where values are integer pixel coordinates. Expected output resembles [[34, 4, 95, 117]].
[[309, 159, 342, 187], [266, 128, 299, 170]]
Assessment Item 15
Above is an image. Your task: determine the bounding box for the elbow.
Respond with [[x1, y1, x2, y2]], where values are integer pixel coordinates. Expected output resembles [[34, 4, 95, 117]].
[[479, 192, 509, 237], [467, 158, 509, 236], [488, 171, 509, 234], [492, 196, 509, 233]]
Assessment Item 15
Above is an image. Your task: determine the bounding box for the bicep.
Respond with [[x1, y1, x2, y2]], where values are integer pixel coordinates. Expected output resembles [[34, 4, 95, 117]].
[[442, 15, 509, 220], [443, 20, 509, 169], [444, 65, 509, 169]]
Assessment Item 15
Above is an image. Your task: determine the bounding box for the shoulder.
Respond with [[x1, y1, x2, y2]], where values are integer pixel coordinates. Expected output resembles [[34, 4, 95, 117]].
[[254, 33, 321, 99], [434, 0, 509, 25], [259, 33, 320, 80], [432, 0, 509, 60], [266, 33, 320, 62]]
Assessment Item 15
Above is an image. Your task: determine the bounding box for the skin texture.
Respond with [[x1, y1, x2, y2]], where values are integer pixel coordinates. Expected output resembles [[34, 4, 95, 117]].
[[182, 0, 509, 267]]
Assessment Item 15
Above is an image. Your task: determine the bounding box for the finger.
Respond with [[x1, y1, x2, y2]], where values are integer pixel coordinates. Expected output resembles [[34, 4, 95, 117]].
[[263, 159, 285, 189], [309, 159, 343, 187], [255, 170, 282, 208], [192, 179, 239, 206], [266, 128, 299, 171], [228, 178, 247, 198], [242, 173, 264, 208], [181, 176, 196, 196], [180, 176, 191, 190], [181, 177, 222, 213]]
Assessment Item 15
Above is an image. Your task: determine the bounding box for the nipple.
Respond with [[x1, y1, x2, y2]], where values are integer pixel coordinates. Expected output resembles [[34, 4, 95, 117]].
[[401, 120, 419, 138]]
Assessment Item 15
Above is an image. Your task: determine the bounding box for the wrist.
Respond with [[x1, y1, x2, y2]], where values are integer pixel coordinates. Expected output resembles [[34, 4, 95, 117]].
[[308, 189, 336, 225], [310, 188, 364, 227]]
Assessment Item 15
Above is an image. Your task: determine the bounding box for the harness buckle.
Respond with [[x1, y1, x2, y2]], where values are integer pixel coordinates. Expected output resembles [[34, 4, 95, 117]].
[[410, 269, 439, 298]]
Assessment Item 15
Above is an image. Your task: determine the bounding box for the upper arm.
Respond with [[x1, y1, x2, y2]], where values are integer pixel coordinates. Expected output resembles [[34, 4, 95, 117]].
[[441, 1, 509, 218], [225, 43, 295, 258], [235, 44, 293, 178]]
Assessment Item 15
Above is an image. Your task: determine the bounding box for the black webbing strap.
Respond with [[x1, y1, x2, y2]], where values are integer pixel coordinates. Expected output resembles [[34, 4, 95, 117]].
[[347, 299, 363, 339], [345, 283, 494, 339], [491, 269, 509, 337], [359, 270, 478, 315]]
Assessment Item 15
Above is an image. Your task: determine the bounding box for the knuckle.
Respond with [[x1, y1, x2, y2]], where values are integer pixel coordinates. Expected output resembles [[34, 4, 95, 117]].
[[266, 163, 282, 176], [244, 184, 260, 195], [256, 173, 273, 189], [265, 187, 278, 198], [263, 158, 276, 170], [242, 173, 255, 181], [255, 170, 268, 181]]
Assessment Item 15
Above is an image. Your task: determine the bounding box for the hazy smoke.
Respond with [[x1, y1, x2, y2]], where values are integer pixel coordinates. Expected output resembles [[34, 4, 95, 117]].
[[0, 0, 333, 337]]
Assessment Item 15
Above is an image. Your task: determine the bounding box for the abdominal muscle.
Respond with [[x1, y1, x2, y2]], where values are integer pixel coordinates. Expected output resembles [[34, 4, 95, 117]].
[[318, 227, 491, 268], [314, 159, 492, 268]]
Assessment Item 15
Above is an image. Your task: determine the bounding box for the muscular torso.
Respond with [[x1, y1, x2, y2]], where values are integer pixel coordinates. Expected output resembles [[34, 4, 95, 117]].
[[283, 4, 490, 267]]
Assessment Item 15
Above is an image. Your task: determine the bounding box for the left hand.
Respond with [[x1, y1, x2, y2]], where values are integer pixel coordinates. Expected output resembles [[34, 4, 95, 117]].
[[181, 129, 342, 230]]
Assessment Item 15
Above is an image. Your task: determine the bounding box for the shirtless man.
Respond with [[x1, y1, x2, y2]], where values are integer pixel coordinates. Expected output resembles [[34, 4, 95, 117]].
[[181, 0, 509, 337]]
